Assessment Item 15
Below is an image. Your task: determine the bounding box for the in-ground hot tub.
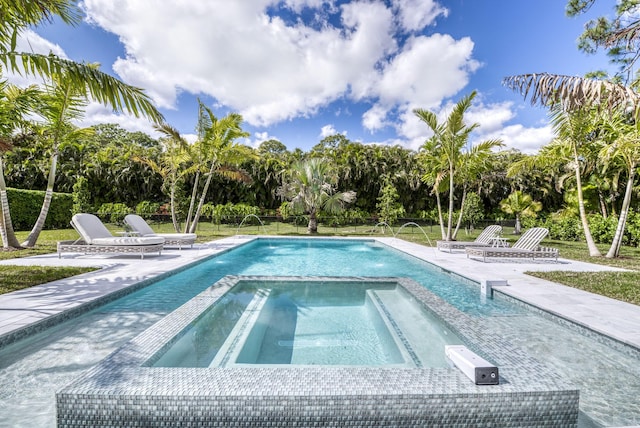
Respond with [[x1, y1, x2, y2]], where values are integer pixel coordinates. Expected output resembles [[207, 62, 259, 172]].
[[57, 276, 579, 427], [150, 278, 462, 368]]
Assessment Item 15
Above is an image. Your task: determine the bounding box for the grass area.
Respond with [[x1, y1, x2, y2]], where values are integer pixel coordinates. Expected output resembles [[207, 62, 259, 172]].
[[526, 270, 640, 306], [0, 221, 638, 306], [0, 265, 97, 294]]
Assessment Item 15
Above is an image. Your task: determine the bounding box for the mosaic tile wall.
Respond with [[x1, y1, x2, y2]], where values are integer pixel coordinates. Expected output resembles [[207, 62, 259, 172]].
[[57, 276, 579, 427]]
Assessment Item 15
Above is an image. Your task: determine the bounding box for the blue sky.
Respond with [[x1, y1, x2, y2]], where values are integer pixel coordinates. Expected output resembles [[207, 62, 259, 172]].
[[16, 0, 615, 153]]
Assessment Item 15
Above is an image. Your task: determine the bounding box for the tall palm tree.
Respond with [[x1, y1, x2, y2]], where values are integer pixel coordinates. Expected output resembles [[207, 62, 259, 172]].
[[20, 67, 96, 247], [414, 91, 502, 240], [599, 111, 640, 258], [134, 123, 191, 232], [185, 105, 253, 233], [416, 137, 447, 239], [500, 191, 542, 235], [0, 82, 42, 248], [1, 0, 162, 249], [548, 105, 604, 256], [278, 158, 356, 234]]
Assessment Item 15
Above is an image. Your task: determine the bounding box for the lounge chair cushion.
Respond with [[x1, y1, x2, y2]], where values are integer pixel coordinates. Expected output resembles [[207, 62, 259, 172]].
[[90, 236, 165, 246], [72, 213, 164, 246], [124, 214, 197, 243]]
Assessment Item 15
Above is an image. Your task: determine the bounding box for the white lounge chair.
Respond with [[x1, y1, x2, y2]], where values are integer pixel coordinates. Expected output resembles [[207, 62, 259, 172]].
[[124, 214, 197, 249], [57, 213, 165, 259], [436, 225, 503, 252], [465, 227, 558, 262]]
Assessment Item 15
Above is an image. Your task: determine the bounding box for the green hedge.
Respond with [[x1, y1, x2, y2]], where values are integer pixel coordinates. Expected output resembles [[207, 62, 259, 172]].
[[7, 188, 73, 230]]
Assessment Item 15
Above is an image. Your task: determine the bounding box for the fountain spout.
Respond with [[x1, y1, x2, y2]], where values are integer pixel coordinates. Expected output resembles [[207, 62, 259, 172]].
[[235, 214, 268, 235], [393, 222, 433, 247]]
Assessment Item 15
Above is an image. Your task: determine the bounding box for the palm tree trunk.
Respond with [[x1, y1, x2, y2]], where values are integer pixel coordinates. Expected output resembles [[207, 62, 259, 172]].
[[452, 188, 467, 240], [0, 158, 22, 249], [307, 210, 318, 234], [606, 168, 635, 258], [514, 214, 522, 235], [434, 190, 446, 240], [22, 151, 58, 248], [169, 181, 180, 232], [446, 165, 454, 240], [184, 171, 200, 233], [573, 148, 601, 257], [189, 163, 216, 234], [598, 191, 608, 219]]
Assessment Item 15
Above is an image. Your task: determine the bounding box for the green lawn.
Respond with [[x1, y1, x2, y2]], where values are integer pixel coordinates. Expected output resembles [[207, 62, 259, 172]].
[[1, 222, 638, 306]]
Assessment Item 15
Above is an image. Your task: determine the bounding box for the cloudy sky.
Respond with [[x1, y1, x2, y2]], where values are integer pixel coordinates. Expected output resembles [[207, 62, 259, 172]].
[[16, 0, 614, 153]]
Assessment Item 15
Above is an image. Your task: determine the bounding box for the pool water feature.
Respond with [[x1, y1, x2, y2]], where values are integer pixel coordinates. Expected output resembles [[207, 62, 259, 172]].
[[0, 237, 638, 427], [150, 279, 462, 368]]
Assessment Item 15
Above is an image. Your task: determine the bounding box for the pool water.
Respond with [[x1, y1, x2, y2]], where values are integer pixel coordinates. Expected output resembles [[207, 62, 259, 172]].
[[150, 279, 462, 368], [0, 238, 639, 427]]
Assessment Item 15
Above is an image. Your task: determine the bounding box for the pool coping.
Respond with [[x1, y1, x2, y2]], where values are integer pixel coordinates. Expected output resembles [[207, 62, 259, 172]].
[[56, 275, 579, 427]]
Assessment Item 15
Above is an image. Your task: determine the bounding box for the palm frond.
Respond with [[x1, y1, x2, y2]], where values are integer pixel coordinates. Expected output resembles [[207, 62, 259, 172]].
[[503, 73, 639, 112], [0, 52, 164, 123], [0, 0, 81, 47]]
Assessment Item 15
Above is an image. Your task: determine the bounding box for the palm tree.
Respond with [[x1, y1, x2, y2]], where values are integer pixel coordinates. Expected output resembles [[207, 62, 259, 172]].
[[414, 91, 502, 240], [1, 1, 162, 248], [0, 82, 42, 248], [184, 105, 253, 233], [499, 191, 542, 235], [548, 105, 604, 256], [599, 111, 640, 258], [20, 67, 99, 247], [134, 123, 191, 232], [278, 158, 356, 234], [503, 73, 639, 114], [416, 137, 447, 239]]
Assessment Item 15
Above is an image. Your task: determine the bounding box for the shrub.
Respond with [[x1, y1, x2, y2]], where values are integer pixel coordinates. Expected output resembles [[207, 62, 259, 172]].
[[6, 188, 73, 230], [588, 214, 617, 244], [625, 212, 640, 247], [135, 201, 161, 218], [72, 177, 92, 214], [544, 216, 583, 241], [97, 203, 131, 223], [202, 202, 261, 224]]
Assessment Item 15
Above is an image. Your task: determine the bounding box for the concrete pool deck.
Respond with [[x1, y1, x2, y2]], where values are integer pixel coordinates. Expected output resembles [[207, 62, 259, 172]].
[[0, 235, 638, 352]]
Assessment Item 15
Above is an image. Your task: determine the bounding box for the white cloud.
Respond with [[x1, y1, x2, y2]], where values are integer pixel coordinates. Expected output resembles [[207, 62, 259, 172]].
[[394, 97, 552, 153], [483, 124, 555, 154], [81, 0, 398, 126], [467, 101, 516, 134], [392, 0, 448, 32], [77, 102, 159, 136], [242, 131, 280, 149], [80, 0, 481, 137], [362, 105, 389, 132], [319, 124, 346, 138]]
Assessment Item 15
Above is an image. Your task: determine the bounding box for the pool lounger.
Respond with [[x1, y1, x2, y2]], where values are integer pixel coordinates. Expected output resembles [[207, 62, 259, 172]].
[[465, 227, 558, 262], [436, 225, 502, 252], [124, 214, 197, 249], [465, 246, 559, 262], [58, 213, 165, 259]]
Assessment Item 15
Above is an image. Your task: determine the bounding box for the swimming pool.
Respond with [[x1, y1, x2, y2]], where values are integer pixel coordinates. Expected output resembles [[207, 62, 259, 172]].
[[1, 237, 639, 427]]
